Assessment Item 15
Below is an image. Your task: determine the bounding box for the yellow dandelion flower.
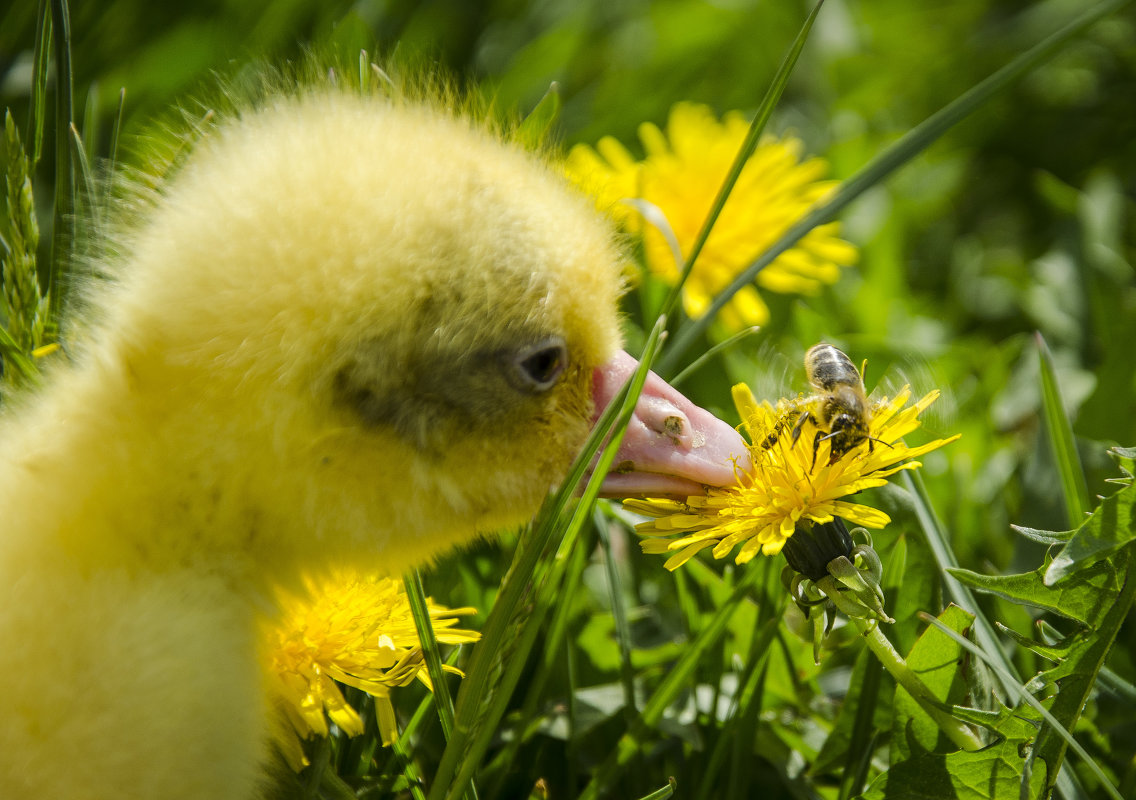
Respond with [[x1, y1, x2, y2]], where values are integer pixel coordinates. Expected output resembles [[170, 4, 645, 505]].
[[565, 102, 858, 330], [626, 383, 958, 571], [267, 572, 479, 770]]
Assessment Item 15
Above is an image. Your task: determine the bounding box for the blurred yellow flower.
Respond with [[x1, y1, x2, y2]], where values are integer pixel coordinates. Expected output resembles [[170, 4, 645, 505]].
[[565, 102, 857, 330], [267, 573, 479, 770], [626, 383, 958, 570]]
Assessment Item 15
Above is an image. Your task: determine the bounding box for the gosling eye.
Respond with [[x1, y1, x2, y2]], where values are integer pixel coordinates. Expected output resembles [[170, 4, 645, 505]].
[[509, 336, 568, 393]]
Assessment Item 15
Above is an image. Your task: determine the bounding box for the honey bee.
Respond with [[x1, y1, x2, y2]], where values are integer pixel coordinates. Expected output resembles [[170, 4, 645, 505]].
[[769, 343, 889, 466]]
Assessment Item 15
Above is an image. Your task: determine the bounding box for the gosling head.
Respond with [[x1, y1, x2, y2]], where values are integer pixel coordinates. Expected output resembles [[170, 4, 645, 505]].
[[73, 90, 746, 575]]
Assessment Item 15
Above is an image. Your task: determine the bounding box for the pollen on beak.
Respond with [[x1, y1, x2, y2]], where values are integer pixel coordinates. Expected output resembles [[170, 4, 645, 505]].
[[590, 350, 751, 498]]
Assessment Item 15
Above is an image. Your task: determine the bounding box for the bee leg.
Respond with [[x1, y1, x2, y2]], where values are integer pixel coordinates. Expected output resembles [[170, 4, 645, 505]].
[[811, 431, 824, 470], [790, 410, 812, 445]]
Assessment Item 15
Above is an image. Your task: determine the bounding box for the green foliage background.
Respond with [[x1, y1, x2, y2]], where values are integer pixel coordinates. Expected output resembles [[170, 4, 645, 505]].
[[2, 1, 1135, 799]]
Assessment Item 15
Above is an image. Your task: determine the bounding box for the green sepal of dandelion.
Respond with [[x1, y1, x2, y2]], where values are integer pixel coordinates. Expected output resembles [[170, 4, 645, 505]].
[[626, 383, 959, 571]]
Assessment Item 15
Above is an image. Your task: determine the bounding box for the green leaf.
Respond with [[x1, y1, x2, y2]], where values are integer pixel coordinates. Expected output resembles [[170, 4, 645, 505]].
[[994, 622, 1076, 663], [1045, 481, 1136, 584], [926, 545, 1134, 800], [1030, 549, 1134, 799], [1010, 525, 1072, 546], [516, 82, 561, 150], [858, 713, 1045, 800], [949, 555, 1121, 627], [892, 605, 974, 761]]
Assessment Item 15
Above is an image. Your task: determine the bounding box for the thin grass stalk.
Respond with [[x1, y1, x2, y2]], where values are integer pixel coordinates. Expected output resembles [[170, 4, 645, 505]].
[[658, 0, 1136, 375], [452, 490, 599, 795], [0, 322, 39, 384], [47, 0, 74, 324], [480, 533, 590, 789], [302, 735, 333, 797], [316, 768, 358, 800], [635, 779, 677, 800], [838, 669, 882, 800], [1036, 333, 1092, 527], [28, 0, 51, 166], [595, 506, 639, 721], [404, 569, 457, 741], [725, 661, 769, 800], [81, 81, 97, 162], [68, 124, 98, 232], [101, 88, 126, 211], [566, 620, 582, 799], [517, 81, 562, 151], [379, 693, 434, 800], [669, 325, 761, 389]]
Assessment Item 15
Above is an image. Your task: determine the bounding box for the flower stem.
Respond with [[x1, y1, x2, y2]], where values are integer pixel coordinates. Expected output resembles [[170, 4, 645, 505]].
[[851, 616, 983, 752]]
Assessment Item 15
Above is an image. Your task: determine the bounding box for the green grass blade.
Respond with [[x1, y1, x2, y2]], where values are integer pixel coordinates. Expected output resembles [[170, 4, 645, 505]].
[[657, 0, 825, 328], [81, 81, 98, 162], [47, 0, 75, 326], [68, 123, 98, 231], [669, 325, 761, 389], [517, 82, 561, 150], [902, 471, 1021, 698], [660, 0, 1136, 374], [28, 0, 51, 166], [595, 505, 639, 722], [700, 614, 778, 799], [1036, 333, 1092, 527], [107, 88, 125, 174], [437, 330, 666, 800], [102, 88, 126, 208], [358, 49, 370, 93], [634, 779, 677, 800], [404, 569, 457, 741]]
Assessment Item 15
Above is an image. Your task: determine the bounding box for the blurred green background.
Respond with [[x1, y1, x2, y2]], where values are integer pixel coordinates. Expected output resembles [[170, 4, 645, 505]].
[[2, 1, 1135, 796]]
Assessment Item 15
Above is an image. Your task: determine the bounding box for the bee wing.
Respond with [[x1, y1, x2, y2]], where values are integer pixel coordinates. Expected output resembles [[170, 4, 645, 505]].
[[866, 352, 958, 437]]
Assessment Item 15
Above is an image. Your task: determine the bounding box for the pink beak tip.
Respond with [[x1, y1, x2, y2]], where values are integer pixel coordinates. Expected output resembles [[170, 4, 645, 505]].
[[588, 351, 751, 499]]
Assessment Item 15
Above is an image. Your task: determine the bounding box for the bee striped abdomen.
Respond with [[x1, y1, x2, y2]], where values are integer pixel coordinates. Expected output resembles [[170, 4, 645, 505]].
[[805, 344, 861, 393], [803, 343, 872, 463]]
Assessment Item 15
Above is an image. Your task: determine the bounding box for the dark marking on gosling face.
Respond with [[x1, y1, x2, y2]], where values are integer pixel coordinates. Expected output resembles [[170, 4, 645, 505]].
[[332, 329, 575, 455]]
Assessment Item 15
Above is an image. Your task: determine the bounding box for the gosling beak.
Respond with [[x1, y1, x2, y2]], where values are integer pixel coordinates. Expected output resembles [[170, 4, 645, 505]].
[[590, 350, 751, 498]]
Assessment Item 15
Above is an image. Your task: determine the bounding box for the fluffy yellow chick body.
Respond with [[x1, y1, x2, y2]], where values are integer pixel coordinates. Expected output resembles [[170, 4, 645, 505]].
[[0, 89, 747, 798]]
